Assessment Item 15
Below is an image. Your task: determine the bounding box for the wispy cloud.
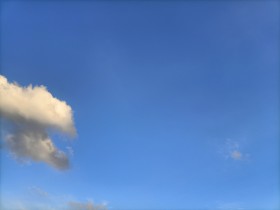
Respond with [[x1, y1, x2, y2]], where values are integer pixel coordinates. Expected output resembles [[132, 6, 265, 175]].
[[216, 201, 244, 210], [0, 75, 76, 170], [221, 139, 250, 161], [29, 186, 49, 198], [68, 201, 107, 210], [1, 187, 108, 210], [230, 150, 243, 160], [66, 146, 74, 156]]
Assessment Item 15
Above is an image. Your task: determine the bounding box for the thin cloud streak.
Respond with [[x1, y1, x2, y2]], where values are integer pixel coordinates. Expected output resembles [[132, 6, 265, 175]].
[[68, 201, 107, 210]]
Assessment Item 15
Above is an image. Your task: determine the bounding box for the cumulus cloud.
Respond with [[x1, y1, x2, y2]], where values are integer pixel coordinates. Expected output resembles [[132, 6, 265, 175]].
[[0, 75, 76, 170]]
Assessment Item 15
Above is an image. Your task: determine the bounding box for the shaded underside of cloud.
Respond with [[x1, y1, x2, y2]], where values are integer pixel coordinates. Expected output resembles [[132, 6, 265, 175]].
[[0, 75, 76, 170]]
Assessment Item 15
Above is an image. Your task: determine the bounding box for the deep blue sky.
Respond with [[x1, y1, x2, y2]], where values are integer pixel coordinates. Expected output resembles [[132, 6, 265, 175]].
[[1, 1, 279, 210]]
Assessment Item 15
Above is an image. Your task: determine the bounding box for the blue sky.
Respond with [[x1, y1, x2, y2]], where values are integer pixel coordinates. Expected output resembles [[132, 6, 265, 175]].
[[0, 1, 279, 210]]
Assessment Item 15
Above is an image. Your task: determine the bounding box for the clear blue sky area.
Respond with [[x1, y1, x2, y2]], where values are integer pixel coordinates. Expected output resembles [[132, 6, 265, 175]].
[[1, 1, 279, 210]]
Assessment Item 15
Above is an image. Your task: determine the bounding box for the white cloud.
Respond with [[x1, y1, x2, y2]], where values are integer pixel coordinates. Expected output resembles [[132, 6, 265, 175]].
[[66, 146, 74, 156], [0, 75, 76, 170], [221, 139, 249, 161], [230, 150, 242, 160]]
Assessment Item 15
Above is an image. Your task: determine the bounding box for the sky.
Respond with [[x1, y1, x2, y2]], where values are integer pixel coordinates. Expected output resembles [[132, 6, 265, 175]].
[[0, 1, 279, 210]]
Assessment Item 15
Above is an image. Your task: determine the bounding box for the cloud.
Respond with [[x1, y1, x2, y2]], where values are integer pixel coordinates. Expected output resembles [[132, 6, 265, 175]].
[[0, 75, 76, 170], [1, 186, 108, 210], [66, 146, 74, 156], [29, 186, 49, 198], [221, 139, 249, 161], [230, 150, 242, 160], [68, 201, 107, 210], [216, 201, 244, 210], [2, 200, 108, 210]]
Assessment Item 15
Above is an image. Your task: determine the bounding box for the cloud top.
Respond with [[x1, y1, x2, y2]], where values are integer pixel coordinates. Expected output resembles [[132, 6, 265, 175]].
[[0, 75, 75, 135], [0, 75, 76, 170]]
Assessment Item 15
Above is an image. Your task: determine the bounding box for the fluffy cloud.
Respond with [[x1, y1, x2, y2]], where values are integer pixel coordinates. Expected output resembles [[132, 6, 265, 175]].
[[0, 75, 76, 170]]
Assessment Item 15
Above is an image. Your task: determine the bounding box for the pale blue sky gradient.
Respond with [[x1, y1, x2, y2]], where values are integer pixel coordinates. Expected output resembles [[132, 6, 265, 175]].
[[1, 1, 279, 210]]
